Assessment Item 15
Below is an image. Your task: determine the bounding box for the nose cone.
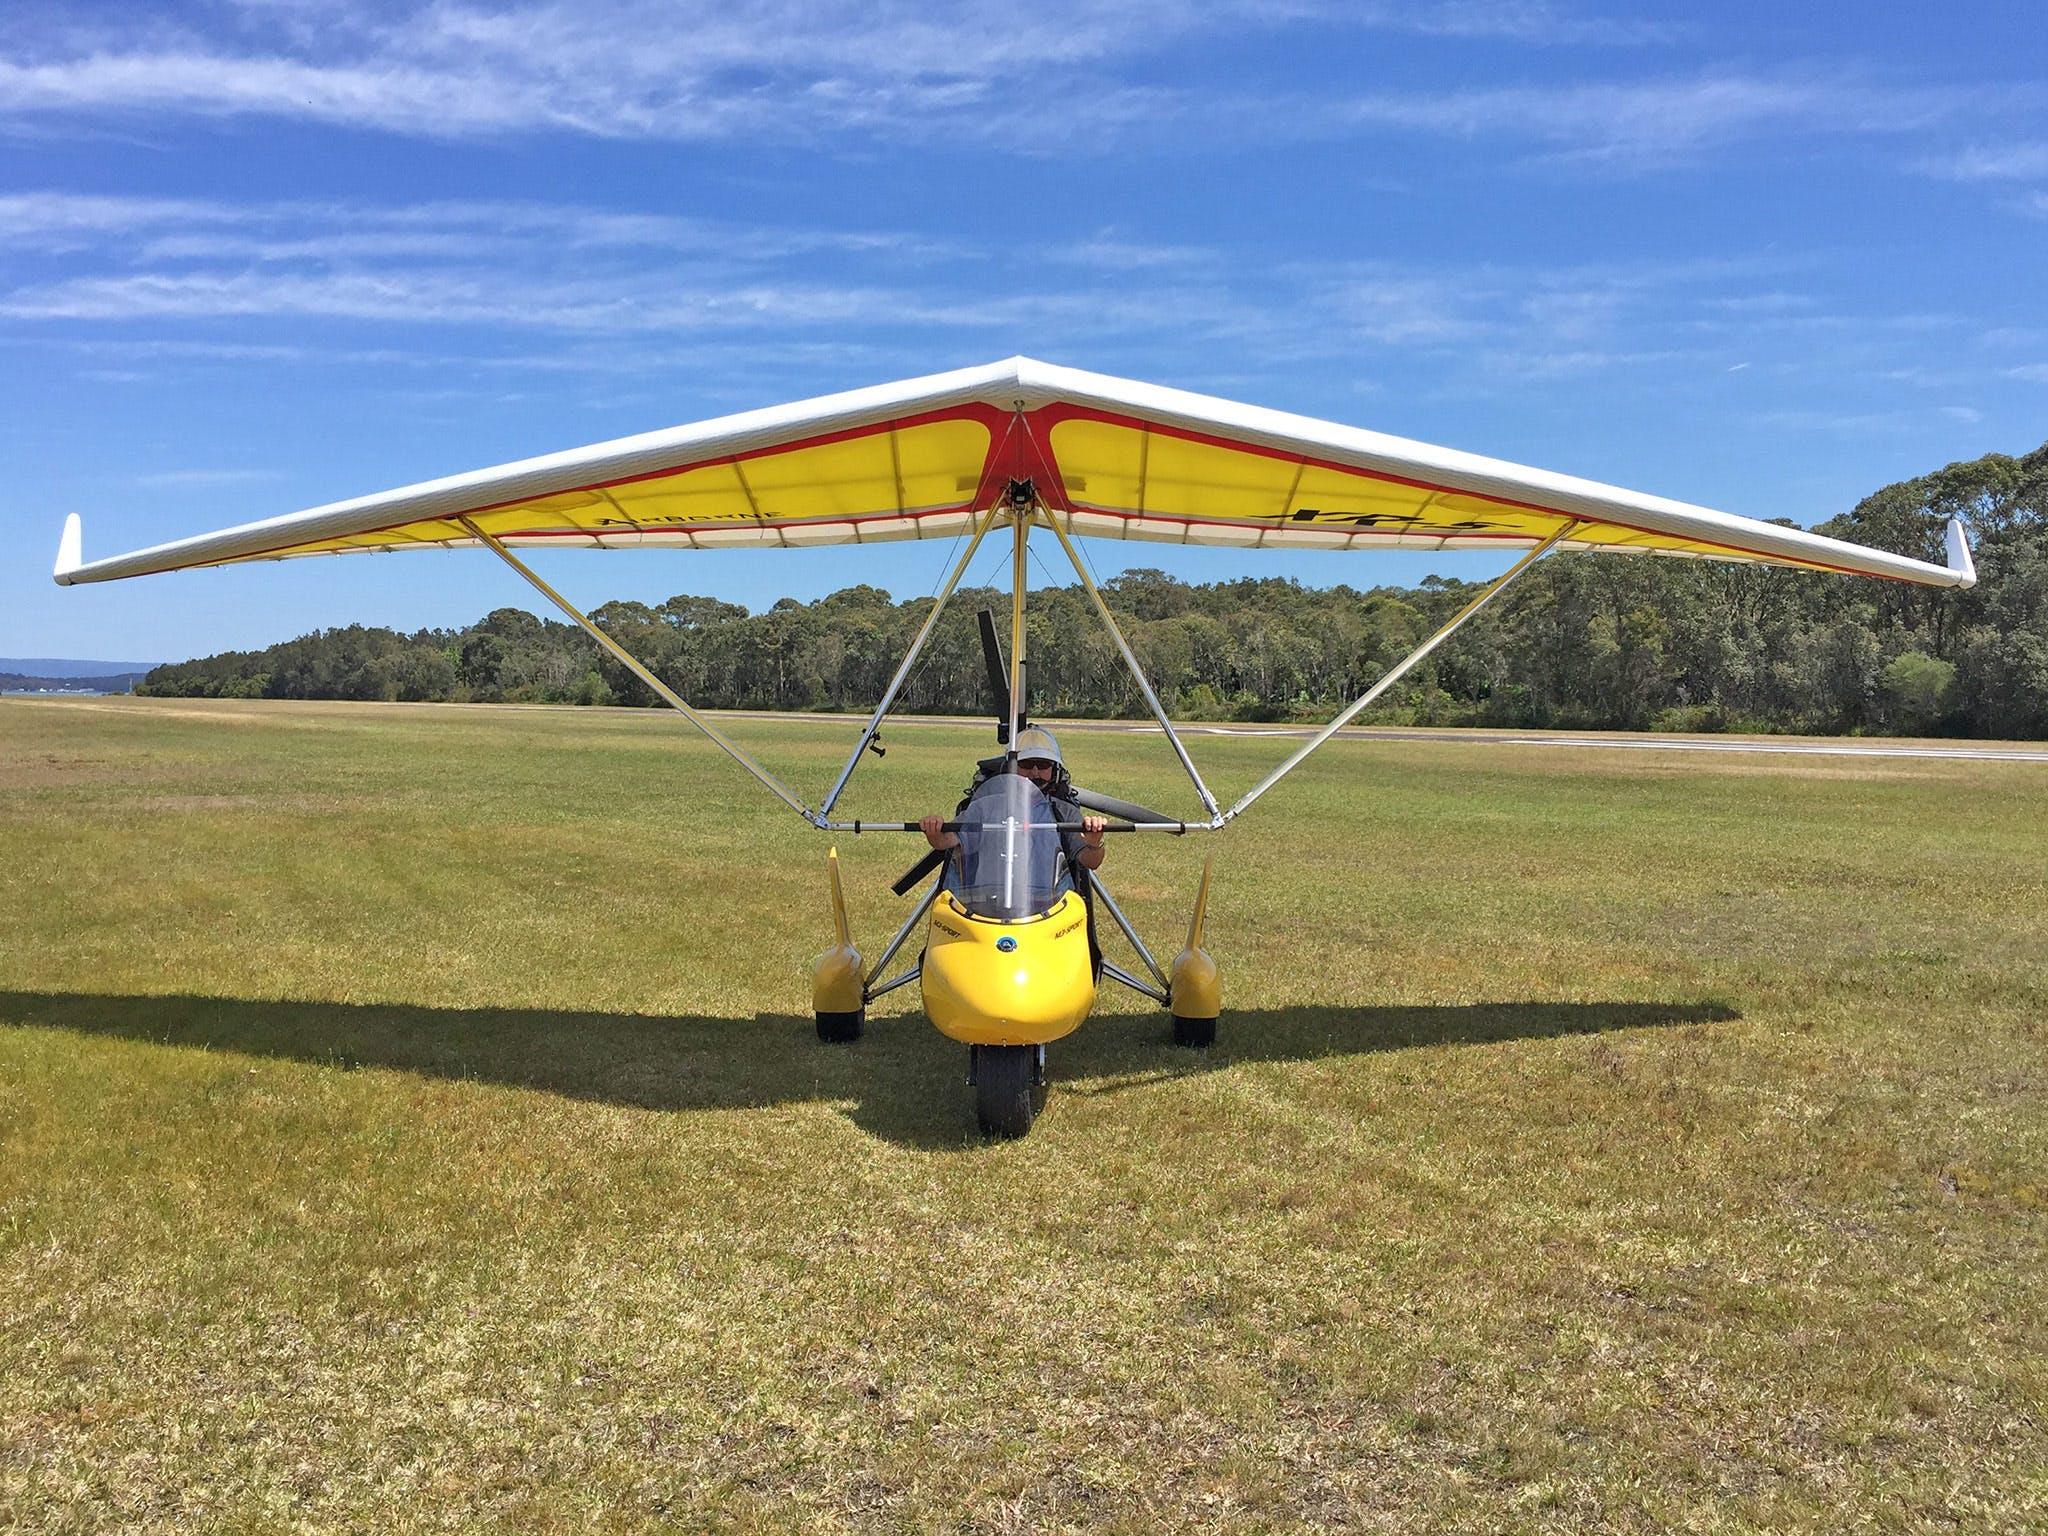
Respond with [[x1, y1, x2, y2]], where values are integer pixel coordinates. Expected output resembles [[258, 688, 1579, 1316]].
[[922, 892, 1095, 1046]]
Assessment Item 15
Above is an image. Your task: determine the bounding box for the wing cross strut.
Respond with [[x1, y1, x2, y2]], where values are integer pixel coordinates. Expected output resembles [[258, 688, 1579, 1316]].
[[460, 517, 820, 823], [1219, 520, 1583, 823]]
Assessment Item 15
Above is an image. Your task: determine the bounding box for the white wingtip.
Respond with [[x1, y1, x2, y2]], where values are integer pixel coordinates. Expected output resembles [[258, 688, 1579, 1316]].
[[1945, 517, 1976, 589], [53, 513, 83, 585]]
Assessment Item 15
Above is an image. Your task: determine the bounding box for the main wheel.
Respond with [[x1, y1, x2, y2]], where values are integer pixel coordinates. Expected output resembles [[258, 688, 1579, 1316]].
[[973, 1044, 1046, 1138], [1171, 1014, 1216, 1048], [816, 1008, 864, 1043]]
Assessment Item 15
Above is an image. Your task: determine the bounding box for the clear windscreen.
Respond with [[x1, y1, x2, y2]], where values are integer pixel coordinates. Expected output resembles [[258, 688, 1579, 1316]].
[[954, 773, 1065, 920]]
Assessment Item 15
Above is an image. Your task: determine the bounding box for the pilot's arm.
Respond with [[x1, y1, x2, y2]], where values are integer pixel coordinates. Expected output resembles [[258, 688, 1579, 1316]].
[[919, 813, 959, 853], [1076, 814, 1106, 870]]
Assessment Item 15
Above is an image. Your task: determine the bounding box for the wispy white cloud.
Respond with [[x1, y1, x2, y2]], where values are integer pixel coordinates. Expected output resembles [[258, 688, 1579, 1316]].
[[1050, 234, 1224, 273], [0, 191, 926, 261], [1323, 274, 1492, 344], [1387, 0, 1677, 45], [0, 191, 1260, 344], [0, 1, 1346, 145], [1331, 74, 1973, 168], [0, 0, 1919, 162], [1750, 408, 1952, 438], [0, 190, 253, 242], [1, 268, 990, 330], [0, 190, 1997, 416], [1916, 140, 2048, 181], [2008, 364, 2048, 383], [0, 2, 1166, 143], [1470, 345, 1699, 380], [1704, 291, 1817, 316]]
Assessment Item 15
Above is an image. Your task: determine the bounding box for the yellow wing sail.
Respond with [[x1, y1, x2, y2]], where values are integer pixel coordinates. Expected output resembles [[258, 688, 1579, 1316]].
[[55, 356, 1972, 589]]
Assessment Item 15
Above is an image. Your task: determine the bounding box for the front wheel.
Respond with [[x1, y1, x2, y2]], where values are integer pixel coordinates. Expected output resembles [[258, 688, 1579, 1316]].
[[973, 1044, 1046, 1138]]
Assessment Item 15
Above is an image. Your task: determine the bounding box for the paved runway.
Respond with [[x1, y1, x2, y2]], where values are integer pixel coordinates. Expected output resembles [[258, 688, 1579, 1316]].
[[139, 697, 2031, 765], [1059, 720, 2048, 763], [693, 707, 2047, 764]]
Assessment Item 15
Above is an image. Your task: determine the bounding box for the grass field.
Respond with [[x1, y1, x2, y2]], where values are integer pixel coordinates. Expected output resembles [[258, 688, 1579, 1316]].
[[2, 696, 2044, 1533]]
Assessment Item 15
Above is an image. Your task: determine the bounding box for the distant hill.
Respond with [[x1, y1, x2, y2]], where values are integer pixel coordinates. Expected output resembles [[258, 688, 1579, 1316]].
[[0, 657, 163, 677]]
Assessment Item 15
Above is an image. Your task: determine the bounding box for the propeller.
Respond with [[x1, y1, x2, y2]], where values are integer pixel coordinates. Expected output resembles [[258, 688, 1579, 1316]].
[[977, 608, 1023, 745]]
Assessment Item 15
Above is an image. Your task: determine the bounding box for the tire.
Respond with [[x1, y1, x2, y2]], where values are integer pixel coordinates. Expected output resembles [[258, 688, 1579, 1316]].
[[816, 1008, 864, 1044], [1172, 1014, 1216, 1049], [973, 1044, 1045, 1138]]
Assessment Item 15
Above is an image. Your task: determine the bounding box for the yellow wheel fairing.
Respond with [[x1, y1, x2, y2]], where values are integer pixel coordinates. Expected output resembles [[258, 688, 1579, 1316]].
[[812, 846, 864, 1015], [921, 891, 1096, 1047], [226, 417, 994, 562], [812, 944, 865, 1015]]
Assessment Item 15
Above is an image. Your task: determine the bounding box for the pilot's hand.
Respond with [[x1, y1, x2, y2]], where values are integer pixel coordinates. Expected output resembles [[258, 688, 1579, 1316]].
[[1081, 814, 1106, 848], [920, 813, 957, 851]]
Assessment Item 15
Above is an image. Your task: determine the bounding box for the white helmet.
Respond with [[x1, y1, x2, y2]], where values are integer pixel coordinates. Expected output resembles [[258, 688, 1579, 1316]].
[[1013, 725, 1063, 766]]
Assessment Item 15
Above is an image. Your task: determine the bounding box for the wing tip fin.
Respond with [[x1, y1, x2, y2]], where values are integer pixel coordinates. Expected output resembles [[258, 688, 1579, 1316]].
[[1944, 517, 1976, 589], [53, 514, 82, 586]]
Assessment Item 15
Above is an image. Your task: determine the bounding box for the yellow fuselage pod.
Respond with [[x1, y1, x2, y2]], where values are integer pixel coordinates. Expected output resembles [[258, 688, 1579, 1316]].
[[923, 890, 1095, 1046]]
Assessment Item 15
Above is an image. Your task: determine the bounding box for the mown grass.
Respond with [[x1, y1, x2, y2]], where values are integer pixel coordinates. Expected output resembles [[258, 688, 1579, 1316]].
[[1, 696, 2043, 1534]]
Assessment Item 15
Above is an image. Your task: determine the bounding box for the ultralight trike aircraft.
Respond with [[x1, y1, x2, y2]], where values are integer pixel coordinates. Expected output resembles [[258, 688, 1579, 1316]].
[[55, 358, 1977, 1135]]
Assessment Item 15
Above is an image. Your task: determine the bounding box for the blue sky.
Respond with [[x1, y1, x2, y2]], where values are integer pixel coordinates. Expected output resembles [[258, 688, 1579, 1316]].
[[4, 0, 2045, 661]]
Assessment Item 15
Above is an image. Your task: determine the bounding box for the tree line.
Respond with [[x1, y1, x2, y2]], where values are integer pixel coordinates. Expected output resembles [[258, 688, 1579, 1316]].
[[139, 441, 2048, 738]]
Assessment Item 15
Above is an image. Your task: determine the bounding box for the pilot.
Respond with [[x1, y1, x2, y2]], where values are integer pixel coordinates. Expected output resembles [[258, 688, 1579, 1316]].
[[920, 725, 1106, 979], [919, 725, 1107, 878]]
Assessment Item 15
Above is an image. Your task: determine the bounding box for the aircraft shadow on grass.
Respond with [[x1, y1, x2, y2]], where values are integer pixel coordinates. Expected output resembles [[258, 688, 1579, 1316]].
[[3, 989, 1738, 1149]]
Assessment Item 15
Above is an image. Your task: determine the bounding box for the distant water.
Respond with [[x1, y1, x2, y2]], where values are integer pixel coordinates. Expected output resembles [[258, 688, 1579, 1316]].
[[3, 685, 135, 697], [0, 658, 161, 677]]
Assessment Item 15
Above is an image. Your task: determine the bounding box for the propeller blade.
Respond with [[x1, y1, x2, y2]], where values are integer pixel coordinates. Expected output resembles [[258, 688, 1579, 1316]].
[[1073, 786, 1180, 825], [891, 848, 947, 896], [976, 608, 1012, 744]]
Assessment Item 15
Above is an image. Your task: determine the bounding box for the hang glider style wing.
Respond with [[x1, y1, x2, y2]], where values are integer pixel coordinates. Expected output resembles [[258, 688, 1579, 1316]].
[[54, 357, 1972, 588]]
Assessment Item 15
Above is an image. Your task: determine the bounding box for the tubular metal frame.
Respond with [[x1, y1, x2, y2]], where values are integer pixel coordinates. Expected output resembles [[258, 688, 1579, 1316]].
[[819, 505, 1002, 816], [462, 517, 817, 821], [466, 503, 1579, 840], [1100, 960, 1168, 1005], [1088, 872, 1169, 991], [468, 500, 1578, 1021], [865, 965, 924, 1002], [864, 873, 945, 992]]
